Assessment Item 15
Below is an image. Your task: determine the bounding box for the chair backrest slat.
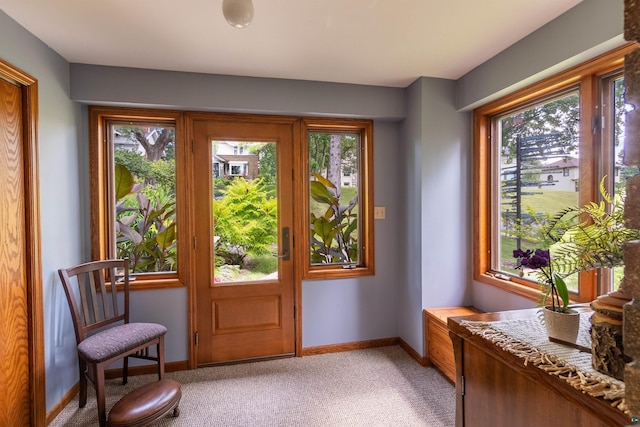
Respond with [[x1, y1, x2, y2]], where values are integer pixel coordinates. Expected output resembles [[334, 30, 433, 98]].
[[88, 269, 101, 323], [108, 265, 119, 318], [77, 273, 93, 326], [95, 267, 110, 320], [58, 259, 130, 344]]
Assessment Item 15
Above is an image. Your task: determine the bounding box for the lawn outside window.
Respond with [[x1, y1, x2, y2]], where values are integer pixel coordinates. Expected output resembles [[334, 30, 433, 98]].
[[473, 44, 635, 303]]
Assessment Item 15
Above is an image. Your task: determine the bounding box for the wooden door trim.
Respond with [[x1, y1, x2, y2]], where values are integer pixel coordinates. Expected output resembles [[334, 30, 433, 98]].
[[0, 58, 45, 426]]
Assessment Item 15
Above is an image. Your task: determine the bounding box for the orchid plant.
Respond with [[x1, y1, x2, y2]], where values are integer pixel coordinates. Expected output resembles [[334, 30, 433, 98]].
[[513, 248, 571, 313]]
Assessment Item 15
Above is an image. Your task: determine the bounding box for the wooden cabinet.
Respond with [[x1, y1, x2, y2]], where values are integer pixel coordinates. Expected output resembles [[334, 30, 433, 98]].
[[448, 309, 630, 427], [423, 306, 482, 381]]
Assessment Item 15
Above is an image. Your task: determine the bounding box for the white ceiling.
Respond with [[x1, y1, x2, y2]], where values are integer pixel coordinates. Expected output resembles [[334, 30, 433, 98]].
[[0, 0, 582, 88]]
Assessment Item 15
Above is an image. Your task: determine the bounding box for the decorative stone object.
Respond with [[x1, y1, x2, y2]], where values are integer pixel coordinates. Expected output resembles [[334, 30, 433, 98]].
[[626, 176, 640, 230], [626, 0, 640, 42], [625, 51, 640, 166], [591, 286, 632, 380], [624, 0, 640, 418], [626, 302, 640, 357], [626, 241, 640, 296]]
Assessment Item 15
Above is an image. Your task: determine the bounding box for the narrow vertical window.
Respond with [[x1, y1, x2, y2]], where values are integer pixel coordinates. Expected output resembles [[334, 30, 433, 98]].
[[90, 107, 185, 288], [601, 73, 635, 294], [301, 119, 374, 279], [309, 131, 361, 265]]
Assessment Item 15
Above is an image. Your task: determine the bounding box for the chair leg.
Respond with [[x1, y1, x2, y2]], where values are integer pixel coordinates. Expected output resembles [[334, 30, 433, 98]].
[[78, 358, 88, 408], [158, 336, 165, 380], [95, 363, 107, 427], [123, 355, 129, 385]]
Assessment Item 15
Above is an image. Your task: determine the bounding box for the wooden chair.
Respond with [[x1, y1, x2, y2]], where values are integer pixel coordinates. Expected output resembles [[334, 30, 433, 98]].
[[58, 259, 167, 427]]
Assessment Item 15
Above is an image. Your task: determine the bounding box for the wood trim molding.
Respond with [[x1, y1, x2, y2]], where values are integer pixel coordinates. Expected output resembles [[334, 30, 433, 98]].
[[475, 43, 637, 117], [398, 337, 427, 366], [301, 337, 426, 366], [0, 58, 45, 427], [45, 383, 78, 426], [301, 337, 399, 356]]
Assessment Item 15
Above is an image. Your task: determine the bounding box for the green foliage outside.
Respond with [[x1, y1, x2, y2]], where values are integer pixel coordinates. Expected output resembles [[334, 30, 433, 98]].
[[500, 93, 580, 162], [115, 149, 176, 192], [308, 133, 358, 176], [309, 173, 358, 264], [114, 164, 177, 272], [250, 143, 277, 184], [213, 178, 278, 275]]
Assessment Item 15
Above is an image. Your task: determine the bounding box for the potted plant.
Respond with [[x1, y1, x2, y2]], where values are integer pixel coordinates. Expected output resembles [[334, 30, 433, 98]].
[[513, 248, 580, 343], [543, 178, 640, 378], [514, 178, 640, 369]]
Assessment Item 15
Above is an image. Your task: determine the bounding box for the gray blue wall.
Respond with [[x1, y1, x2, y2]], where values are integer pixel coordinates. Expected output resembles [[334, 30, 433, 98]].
[[0, 9, 85, 412], [457, 0, 625, 111], [0, 0, 626, 414]]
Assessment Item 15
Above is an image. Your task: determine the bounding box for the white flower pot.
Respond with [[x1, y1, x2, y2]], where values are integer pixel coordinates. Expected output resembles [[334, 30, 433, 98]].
[[542, 306, 580, 343]]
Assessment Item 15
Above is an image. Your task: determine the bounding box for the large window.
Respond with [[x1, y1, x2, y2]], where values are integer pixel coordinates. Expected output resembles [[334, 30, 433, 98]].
[[300, 118, 374, 279], [474, 45, 635, 303]]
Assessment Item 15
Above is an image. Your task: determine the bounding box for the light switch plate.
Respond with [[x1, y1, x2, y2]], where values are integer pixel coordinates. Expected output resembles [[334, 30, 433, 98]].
[[374, 206, 386, 219]]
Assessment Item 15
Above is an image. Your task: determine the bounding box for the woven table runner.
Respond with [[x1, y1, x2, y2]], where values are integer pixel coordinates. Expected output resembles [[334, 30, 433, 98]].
[[460, 311, 628, 414]]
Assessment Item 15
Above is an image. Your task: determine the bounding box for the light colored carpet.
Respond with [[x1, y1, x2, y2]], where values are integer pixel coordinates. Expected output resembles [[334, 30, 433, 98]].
[[50, 345, 455, 426]]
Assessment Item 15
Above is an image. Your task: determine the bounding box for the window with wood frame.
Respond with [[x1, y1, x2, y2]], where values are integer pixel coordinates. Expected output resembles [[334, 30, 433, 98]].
[[89, 107, 187, 289], [473, 44, 636, 303], [300, 118, 374, 279]]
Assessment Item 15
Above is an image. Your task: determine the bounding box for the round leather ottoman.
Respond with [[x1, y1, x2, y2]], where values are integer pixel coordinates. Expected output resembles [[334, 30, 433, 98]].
[[107, 379, 181, 427]]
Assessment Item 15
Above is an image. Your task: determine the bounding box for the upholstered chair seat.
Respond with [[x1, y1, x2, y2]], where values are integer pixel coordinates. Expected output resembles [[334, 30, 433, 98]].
[[78, 323, 168, 363]]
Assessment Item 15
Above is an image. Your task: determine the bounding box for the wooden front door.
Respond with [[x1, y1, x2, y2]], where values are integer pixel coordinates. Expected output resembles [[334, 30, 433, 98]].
[[193, 115, 295, 365], [0, 63, 44, 425]]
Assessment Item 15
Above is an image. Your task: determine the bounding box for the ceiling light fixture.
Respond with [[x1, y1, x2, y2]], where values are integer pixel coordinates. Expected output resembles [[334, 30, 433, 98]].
[[222, 0, 254, 29]]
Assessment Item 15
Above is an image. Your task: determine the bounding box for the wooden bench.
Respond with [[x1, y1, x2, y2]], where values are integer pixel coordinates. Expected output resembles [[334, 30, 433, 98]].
[[423, 306, 482, 382], [107, 379, 181, 427]]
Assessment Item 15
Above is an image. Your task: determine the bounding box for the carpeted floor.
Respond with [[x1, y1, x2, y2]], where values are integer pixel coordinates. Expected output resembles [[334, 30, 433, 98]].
[[49, 345, 455, 426]]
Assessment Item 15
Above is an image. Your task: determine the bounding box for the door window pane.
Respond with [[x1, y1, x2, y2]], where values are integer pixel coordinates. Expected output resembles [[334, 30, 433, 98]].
[[212, 141, 279, 283]]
